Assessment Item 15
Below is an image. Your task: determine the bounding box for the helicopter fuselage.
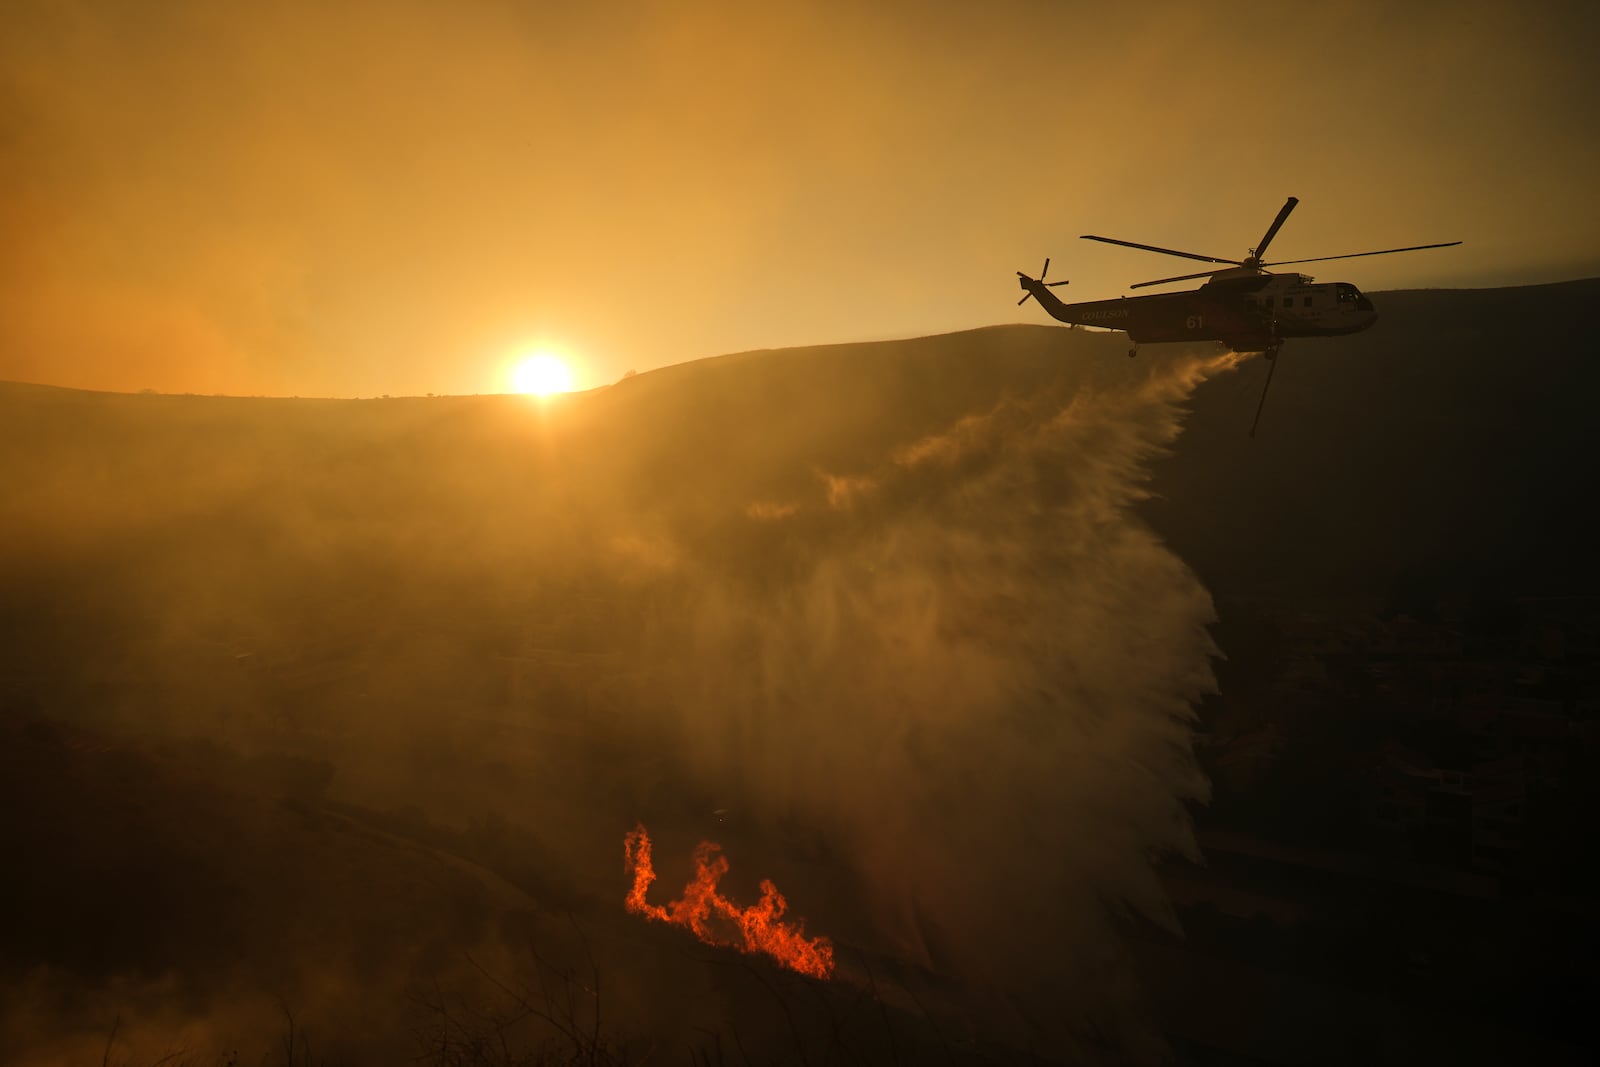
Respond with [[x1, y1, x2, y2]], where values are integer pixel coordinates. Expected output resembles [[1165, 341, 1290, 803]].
[[1022, 271, 1377, 353]]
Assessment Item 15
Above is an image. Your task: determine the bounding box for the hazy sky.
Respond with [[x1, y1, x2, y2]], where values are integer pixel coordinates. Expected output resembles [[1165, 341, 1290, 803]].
[[3, 0, 1596, 396]]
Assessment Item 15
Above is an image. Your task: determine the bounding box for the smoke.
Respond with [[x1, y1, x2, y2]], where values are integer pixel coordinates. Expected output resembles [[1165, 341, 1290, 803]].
[[0, 968, 415, 1067], [642, 345, 1241, 1041], [0, 327, 1245, 1061]]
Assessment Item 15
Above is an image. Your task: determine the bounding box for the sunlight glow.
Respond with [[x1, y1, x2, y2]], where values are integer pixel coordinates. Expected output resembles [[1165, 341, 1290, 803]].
[[509, 352, 575, 396]]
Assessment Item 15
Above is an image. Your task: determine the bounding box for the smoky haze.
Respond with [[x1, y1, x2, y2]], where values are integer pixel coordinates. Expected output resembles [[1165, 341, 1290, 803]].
[[650, 346, 1234, 984], [3, 0, 1596, 396], [1, 325, 1242, 1062]]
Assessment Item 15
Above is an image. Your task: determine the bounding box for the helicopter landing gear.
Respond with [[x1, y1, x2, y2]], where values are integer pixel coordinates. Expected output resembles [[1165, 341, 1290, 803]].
[[1127, 345, 1138, 359], [1264, 343, 1281, 361]]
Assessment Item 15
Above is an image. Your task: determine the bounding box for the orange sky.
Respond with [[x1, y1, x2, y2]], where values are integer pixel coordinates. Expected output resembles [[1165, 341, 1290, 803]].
[[3, 0, 1596, 397]]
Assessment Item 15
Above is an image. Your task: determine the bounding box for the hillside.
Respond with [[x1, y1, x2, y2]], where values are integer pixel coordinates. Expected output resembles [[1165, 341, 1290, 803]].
[[2, 279, 1595, 1064], [1145, 277, 1600, 601]]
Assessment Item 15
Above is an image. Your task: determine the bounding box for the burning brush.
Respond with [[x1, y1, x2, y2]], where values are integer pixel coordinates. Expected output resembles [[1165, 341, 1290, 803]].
[[623, 824, 835, 980]]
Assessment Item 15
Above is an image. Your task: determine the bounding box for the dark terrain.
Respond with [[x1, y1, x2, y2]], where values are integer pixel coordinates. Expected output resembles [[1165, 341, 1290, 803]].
[[2, 279, 1596, 1065]]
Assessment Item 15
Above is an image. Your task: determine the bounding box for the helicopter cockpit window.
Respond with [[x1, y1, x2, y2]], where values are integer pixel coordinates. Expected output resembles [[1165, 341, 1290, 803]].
[[1336, 283, 1360, 304]]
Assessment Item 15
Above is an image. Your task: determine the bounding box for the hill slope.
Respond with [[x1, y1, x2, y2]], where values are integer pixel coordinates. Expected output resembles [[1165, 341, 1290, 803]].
[[2, 279, 1594, 1064], [1144, 277, 1600, 601]]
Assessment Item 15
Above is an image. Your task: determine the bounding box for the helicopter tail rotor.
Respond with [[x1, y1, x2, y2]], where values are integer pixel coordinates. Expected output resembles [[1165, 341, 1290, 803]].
[[1017, 257, 1071, 305]]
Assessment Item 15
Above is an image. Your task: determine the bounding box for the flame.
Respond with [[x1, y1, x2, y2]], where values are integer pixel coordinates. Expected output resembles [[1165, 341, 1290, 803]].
[[623, 823, 835, 980]]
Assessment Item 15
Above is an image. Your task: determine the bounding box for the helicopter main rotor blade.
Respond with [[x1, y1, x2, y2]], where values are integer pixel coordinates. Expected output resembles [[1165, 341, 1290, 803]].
[[1129, 268, 1228, 290], [1264, 241, 1463, 267], [1080, 234, 1239, 266], [1253, 196, 1299, 262]]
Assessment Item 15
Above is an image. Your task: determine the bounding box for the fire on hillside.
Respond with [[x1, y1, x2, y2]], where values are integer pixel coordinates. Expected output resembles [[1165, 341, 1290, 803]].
[[623, 824, 835, 980]]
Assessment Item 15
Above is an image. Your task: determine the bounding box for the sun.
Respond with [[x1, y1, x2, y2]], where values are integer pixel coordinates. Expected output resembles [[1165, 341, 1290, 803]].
[[509, 352, 575, 396]]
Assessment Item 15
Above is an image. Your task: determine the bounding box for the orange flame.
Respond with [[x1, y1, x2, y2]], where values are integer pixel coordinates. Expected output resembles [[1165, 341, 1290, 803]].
[[623, 823, 835, 980]]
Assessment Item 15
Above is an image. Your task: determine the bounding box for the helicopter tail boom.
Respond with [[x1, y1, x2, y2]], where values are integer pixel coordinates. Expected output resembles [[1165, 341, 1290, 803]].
[[1017, 258, 1071, 314]]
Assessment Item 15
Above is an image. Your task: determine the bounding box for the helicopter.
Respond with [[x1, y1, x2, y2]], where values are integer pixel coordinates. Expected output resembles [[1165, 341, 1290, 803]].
[[1015, 196, 1460, 434]]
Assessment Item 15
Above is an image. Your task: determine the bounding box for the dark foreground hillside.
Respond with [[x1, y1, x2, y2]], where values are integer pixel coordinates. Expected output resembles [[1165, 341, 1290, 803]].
[[1140, 279, 1600, 1066], [2, 281, 1596, 1065], [1146, 277, 1600, 600], [5, 324, 1198, 1065]]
